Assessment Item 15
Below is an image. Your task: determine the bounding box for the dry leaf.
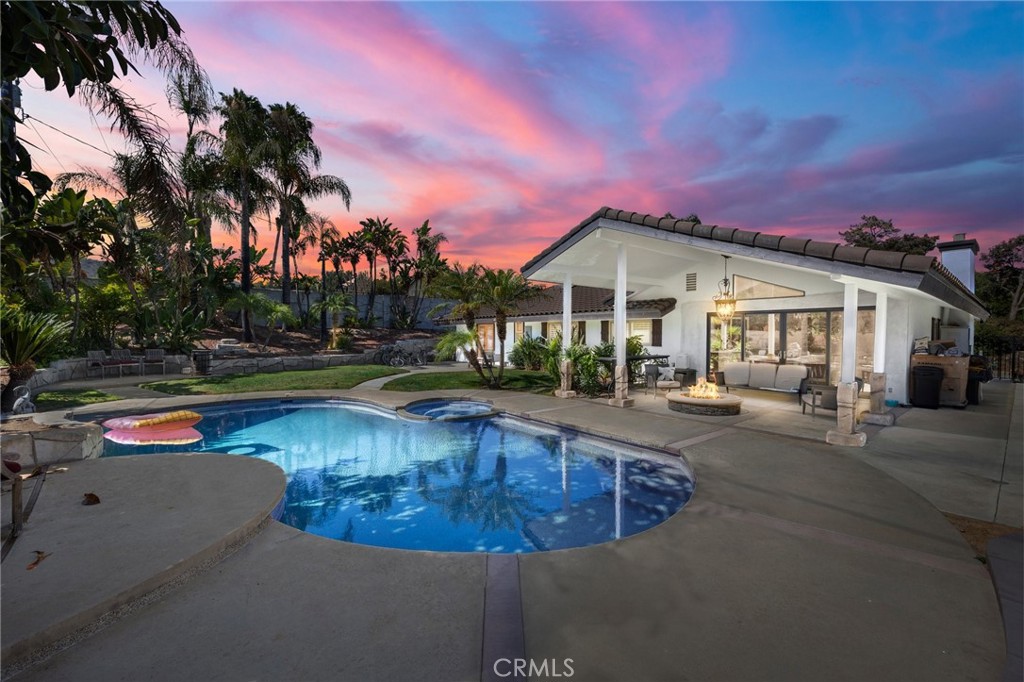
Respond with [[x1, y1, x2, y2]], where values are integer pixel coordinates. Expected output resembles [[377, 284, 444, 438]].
[[82, 492, 101, 506], [27, 550, 50, 570]]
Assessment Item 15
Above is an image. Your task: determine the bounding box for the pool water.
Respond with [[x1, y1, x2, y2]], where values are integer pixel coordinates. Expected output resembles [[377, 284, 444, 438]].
[[103, 401, 695, 553], [403, 399, 494, 420]]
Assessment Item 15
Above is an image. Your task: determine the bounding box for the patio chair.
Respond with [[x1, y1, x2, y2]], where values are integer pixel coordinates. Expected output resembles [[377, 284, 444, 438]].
[[142, 349, 167, 376], [799, 377, 864, 417], [111, 348, 140, 376], [86, 350, 108, 379]]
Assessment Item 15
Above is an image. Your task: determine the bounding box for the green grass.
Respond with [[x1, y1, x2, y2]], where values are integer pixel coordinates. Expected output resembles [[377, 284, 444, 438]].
[[34, 389, 121, 411], [382, 369, 556, 393], [142, 365, 404, 395]]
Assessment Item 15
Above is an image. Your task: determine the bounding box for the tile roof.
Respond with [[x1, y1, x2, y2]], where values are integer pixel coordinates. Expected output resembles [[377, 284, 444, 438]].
[[520, 206, 986, 317]]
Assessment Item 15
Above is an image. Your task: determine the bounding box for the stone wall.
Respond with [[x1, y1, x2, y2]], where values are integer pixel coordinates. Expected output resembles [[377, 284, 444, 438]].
[[0, 418, 104, 467]]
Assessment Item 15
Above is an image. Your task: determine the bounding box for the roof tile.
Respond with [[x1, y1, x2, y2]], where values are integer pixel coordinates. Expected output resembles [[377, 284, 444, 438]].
[[804, 241, 838, 260], [902, 254, 936, 273], [643, 214, 660, 228], [712, 226, 737, 242], [779, 237, 810, 255], [863, 250, 907, 270], [672, 220, 697, 235], [732, 229, 760, 247], [693, 224, 716, 239], [753, 233, 783, 250], [833, 245, 870, 265]]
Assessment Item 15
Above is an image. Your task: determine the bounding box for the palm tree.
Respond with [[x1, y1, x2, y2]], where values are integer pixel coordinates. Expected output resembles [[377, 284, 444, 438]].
[[264, 102, 351, 309], [337, 232, 365, 323], [215, 89, 270, 342], [301, 212, 341, 340], [407, 220, 448, 327], [430, 263, 488, 380], [481, 268, 543, 385], [357, 217, 390, 325]]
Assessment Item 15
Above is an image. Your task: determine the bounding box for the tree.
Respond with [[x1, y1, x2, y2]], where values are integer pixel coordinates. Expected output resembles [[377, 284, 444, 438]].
[[2, 1, 204, 229], [430, 263, 487, 381], [980, 235, 1024, 321], [405, 220, 448, 327], [337, 232, 365, 323], [215, 89, 270, 342], [357, 217, 389, 324], [839, 215, 938, 255], [480, 269, 543, 386], [264, 102, 351, 309]]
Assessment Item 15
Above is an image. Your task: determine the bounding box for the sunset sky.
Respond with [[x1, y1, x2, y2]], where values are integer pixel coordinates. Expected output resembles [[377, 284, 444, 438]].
[[21, 1, 1024, 275]]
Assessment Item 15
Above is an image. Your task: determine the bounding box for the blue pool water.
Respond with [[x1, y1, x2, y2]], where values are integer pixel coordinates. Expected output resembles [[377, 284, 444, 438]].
[[403, 399, 494, 420], [103, 400, 695, 553]]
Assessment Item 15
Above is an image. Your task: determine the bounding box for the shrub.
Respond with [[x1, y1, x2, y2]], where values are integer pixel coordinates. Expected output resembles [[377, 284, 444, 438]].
[[509, 336, 546, 370]]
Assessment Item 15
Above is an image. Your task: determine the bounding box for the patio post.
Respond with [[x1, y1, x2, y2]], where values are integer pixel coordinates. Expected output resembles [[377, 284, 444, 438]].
[[610, 243, 633, 407], [863, 290, 895, 426], [555, 274, 576, 398], [827, 281, 867, 446]]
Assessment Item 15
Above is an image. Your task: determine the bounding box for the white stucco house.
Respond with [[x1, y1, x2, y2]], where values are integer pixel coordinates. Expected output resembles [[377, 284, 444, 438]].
[[463, 207, 986, 418]]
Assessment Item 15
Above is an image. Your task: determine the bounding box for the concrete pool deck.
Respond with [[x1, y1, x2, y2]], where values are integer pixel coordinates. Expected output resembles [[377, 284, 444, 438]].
[[1, 376, 1021, 680]]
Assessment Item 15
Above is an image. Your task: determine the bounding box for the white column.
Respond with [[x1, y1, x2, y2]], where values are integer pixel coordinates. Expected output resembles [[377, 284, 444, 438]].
[[562, 273, 573, 352], [873, 291, 888, 372], [615, 243, 627, 367], [768, 314, 777, 357], [841, 282, 859, 383]]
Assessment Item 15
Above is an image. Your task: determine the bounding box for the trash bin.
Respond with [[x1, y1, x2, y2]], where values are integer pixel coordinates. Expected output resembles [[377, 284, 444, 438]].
[[674, 367, 697, 387], [910, 365, 943, 409], [191, 350, 213, 376]]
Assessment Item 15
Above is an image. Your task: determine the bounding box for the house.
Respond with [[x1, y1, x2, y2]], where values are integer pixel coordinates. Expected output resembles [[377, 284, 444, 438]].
[[462, 208, 985, 420]]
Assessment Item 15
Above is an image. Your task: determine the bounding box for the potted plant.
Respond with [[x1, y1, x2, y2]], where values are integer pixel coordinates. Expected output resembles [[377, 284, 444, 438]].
[[1, 311, 72, 413]]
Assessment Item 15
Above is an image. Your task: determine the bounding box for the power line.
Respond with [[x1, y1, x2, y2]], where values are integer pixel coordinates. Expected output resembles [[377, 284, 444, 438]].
[[24, 117, 67, 173], [22, 113, 114, 158]]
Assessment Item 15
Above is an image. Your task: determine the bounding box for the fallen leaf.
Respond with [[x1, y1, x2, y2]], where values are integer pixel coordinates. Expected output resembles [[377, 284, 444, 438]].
[[47, 467, 69, 474], [27, 550, 50, 570], [82, 492, 101, 506]]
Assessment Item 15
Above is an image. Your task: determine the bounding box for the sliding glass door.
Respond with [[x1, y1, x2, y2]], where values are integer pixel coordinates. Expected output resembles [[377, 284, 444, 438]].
[[707, 308, 874, 385]]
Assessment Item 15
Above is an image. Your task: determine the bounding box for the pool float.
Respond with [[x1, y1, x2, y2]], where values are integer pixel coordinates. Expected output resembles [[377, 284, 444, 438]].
[[102, 410, 202, 432], [104, 426, 203, 446]]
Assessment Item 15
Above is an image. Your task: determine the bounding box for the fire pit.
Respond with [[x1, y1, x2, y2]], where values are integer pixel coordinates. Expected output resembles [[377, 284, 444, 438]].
[[666, 377, 743, 416]]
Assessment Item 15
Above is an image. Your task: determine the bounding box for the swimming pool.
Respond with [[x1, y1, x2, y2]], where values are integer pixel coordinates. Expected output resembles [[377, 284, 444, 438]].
[[103, 400, 695, 553]]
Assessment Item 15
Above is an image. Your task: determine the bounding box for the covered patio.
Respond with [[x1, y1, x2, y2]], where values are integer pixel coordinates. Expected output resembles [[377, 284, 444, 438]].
[[520, 207, 988, 446]]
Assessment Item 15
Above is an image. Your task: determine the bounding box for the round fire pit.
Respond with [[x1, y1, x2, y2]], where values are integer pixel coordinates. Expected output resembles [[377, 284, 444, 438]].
[[666, 391, 743, 416]]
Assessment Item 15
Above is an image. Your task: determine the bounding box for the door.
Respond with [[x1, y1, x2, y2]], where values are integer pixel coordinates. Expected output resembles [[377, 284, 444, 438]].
[[785, 311, 828, 380]]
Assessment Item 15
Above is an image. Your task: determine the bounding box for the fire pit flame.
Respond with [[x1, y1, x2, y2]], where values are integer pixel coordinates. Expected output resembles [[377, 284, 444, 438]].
[[688, 377, 721, 400]]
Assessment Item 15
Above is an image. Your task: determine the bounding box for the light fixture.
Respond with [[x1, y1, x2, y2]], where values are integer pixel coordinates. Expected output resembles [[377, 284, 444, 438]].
[[713, 255, 736, 322]]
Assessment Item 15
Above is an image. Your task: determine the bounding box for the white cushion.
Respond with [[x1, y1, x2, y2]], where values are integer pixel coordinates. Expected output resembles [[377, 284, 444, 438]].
[[722, 361, 750, 386], [748, 363, 777, 389], [656, 380, 681, 389], [658, 367, 675, 381], [774, 364, 808, 391]]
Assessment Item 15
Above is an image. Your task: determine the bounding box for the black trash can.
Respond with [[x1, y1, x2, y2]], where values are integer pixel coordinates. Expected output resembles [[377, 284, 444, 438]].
[[674, 367, 697, 387], [191, 350, 213, 376], [911, 365, 943, 409]]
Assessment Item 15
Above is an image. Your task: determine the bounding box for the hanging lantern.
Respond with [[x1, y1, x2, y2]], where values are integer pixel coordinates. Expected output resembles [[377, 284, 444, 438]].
[[713, 256, 736, 321]]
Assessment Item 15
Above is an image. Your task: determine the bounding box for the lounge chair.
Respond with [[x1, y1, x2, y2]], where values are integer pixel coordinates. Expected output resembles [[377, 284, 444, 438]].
[[111, 348, 140, 376]]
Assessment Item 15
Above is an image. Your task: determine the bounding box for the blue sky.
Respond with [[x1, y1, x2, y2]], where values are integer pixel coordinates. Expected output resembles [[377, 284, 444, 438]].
[[24, 1, 1023, 270]]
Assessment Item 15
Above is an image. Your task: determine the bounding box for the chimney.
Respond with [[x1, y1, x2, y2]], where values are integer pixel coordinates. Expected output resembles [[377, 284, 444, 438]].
[[935, 233, 979, 292]]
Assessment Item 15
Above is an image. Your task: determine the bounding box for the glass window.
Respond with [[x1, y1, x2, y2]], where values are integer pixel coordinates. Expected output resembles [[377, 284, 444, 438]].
[[477, 323, 494, 353], [708, 315, 742, 373], [627, 319, 652, 345], [734, 275, 804, 300]]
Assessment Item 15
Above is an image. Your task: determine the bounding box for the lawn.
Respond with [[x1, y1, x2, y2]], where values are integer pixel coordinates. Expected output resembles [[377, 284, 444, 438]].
[[34, 389, 122, 411], [382, 369, 555, 393], [142, 365, 404, 395]]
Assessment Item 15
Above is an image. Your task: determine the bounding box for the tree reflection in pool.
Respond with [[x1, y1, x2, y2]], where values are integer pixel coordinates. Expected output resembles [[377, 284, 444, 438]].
[[103, 400, 695, 553]]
